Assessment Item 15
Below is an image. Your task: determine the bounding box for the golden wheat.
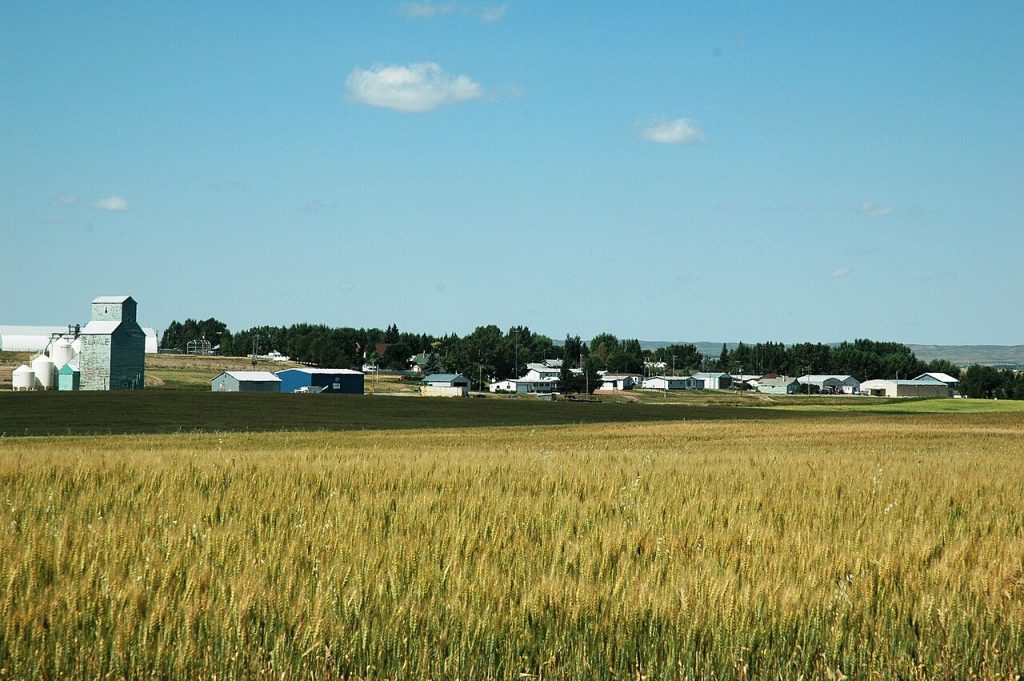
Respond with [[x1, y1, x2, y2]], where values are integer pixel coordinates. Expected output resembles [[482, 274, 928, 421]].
[[1, 413, 1022, 678]]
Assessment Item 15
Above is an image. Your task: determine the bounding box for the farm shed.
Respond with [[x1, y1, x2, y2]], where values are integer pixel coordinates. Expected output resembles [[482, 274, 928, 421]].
[[211, 371, 282, 392], [0, 326, 68, 352], [0, 324, 159, 354], [860, 379, 949, 398], [276, 368, 364, 394], [421, 374, 471, 397], [913, 372, 959, 396], [79, 296, 146, 391], [757, 377, 802, 394], [692, 372, 732, 390], [642, 375, 701, 390], [58, 360, 80, 391]]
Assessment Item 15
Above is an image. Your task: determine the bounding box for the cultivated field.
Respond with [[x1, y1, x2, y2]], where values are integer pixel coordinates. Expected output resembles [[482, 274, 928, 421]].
[[1, 403, 1022, 678]]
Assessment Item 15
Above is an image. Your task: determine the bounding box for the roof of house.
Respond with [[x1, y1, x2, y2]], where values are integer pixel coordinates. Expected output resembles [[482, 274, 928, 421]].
[[0, 325, 69, 337], [423, 373, 469, 383], [215, 371, 281, 382], [798, 374, 858, 383], [92, 295, 133, 304], [648, 375, 697, 381], [759, 376, 799, 386], [80, 321, 122, 335], [914, 372, 959, 384], [862, 379, 941, 387], [692, 372, 729, 379], [276, 368, 362, 375]]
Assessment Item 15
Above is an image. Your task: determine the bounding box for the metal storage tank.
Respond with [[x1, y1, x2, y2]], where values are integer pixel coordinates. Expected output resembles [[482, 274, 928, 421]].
[[50, 337, 74, 369], [13, 365, 34, 391], [31, 354, 55, 390]]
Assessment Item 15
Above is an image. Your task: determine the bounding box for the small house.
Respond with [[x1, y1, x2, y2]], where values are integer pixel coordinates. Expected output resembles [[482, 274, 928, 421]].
[[642, 375, 701, 390], [756, 376, 802, 394], [523, 363, 561, 381], [596, 374, 641, 392]]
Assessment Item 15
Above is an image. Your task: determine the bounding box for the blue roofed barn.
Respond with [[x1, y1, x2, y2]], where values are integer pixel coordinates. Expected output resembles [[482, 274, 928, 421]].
[[275, 368, 364, 394]]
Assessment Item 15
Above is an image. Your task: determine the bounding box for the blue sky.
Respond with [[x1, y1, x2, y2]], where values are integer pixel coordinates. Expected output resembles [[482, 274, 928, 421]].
[[2, 2, 1021, 345]]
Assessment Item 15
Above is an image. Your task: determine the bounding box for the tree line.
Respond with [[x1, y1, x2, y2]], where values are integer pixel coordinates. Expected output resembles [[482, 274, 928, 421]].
[[160, 319, 1020, 398]]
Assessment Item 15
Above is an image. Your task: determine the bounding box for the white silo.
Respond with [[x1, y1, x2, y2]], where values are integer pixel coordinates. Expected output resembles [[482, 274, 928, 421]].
[[31, 354, 55, 390], [51, 337, 74, 369], [13, 365, 34, 391]]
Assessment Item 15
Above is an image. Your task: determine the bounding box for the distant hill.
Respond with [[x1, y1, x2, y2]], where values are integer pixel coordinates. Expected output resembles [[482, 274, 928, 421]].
[[636, 341, 1024, 369], [906, 345, 1024, 369]]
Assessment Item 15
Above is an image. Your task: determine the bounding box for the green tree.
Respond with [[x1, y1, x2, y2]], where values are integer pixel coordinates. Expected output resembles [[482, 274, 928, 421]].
[[657, 344, 703, 375], [960, 364, 1005, 399]]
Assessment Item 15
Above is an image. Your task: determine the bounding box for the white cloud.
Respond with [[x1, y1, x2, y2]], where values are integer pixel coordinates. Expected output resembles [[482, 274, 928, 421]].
[[397, 2, 508, 22], [831, 268, 850, 278], [860, 202, 892, 217], [639, 118, 706, 145], [96, 195, 129, 211], [396, 1, 457, 19], [479, 4, 508, 22], [346, 62, 483, 113], [54, 194, 79, 205]]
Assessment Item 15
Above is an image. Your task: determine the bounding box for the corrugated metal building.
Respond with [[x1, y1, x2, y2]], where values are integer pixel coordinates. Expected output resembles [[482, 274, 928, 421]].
[[691, 372, 732, 389], [276, 368, 364, 394], [642, 375, 701, 390], [0, 324, 158, 353], [211, 371, 282, 392], [0, 326, 69, 352], [860, 379, 948, 398], [79, 296, 146, 390], [913, 372, 959, 396]]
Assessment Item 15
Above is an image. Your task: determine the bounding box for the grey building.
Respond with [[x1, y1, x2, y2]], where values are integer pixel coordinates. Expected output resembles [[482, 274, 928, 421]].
[[691, 372, 732, 390], [79, 296, 146, 390], [757, 376, 802, 394], [211, 371, 282, 392]]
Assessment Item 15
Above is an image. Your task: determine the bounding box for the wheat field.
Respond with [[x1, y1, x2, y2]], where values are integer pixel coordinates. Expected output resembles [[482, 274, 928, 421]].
[[2, 413, 1022, 678]]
